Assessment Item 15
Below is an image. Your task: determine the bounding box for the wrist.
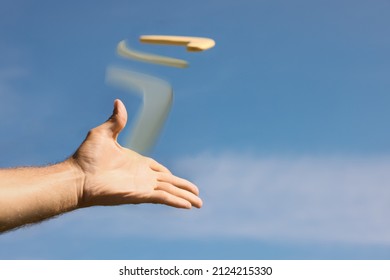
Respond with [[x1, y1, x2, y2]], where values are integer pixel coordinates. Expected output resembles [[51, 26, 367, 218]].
[[65, 157, 86, 209]]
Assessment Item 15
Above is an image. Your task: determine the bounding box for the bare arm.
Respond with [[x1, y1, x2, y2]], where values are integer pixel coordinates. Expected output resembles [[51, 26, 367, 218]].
[[0, 99, 202, 233], [0, 161, 82, 232]]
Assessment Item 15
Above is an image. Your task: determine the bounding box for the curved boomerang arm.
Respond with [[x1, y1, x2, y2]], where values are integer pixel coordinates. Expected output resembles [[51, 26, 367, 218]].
[[106, 66, 173, 154], [117, 40, 188, 68], [140, 35, 216, 52]]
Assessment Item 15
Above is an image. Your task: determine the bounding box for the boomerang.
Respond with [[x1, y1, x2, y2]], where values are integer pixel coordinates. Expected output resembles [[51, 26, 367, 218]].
[[106, 66, 173, 154]]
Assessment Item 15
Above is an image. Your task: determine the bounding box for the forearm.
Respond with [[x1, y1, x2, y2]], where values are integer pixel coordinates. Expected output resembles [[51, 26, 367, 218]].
[[0, 159, 84, 232]]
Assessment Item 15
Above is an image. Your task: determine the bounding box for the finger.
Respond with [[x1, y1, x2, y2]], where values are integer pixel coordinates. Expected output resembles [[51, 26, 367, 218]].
[[111, 99, 128, 140], [99, 99, 128, 140], [149, 190, 192, 209], [155, 182, 203, 208], [157, 173, 199, 195], [148, 158, 172, 173]]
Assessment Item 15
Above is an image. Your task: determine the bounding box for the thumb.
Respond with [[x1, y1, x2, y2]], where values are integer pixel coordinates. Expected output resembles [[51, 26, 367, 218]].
[[105, 99, 128, 140]]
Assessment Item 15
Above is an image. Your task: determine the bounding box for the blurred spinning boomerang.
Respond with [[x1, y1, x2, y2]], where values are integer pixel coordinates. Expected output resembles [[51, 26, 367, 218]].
[[106, 66, 173, 154], [117, 40, 188, 68], [109, 35, 215, 153], [117, 35, 215, 68]]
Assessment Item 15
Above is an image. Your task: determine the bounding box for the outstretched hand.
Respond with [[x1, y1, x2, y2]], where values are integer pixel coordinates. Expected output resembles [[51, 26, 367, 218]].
[[71, 99, 202, 209]]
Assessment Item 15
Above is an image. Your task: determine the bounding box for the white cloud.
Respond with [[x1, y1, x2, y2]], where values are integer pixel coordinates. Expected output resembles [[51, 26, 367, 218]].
[[57, 152, 390, 245], [171, 153, 390, 244]]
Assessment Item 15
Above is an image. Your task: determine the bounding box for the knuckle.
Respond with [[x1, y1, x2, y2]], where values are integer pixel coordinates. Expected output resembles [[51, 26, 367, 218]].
[[156, 190, 170, 203]]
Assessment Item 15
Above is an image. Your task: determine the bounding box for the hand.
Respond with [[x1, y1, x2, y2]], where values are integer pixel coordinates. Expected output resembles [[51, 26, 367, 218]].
[[71, 99, 202, 209]]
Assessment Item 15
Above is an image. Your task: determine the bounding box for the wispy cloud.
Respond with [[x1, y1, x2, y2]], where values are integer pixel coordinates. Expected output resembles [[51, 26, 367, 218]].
[[173, 153, 390, 244], [57, 152, 390, 245]]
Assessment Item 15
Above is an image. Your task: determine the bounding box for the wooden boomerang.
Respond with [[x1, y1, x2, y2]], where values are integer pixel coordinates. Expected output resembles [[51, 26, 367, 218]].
[[117, 40, 188, 68], [139, 35, 216, 52], [117, 35, 215, 68]]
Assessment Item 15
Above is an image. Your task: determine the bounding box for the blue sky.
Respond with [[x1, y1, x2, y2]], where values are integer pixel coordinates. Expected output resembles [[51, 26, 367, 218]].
[[1, 0, 390, 259]]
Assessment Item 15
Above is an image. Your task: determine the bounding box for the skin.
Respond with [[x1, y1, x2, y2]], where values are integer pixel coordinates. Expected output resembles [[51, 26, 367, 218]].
[[0, 99, 202, 233]]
